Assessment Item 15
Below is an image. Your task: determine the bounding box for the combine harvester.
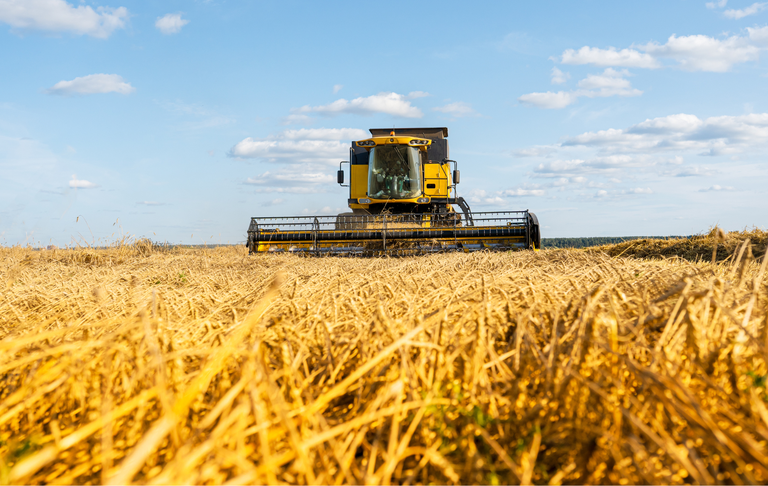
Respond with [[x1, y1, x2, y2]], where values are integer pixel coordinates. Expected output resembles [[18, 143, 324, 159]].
[[247, 127, 540, 255]]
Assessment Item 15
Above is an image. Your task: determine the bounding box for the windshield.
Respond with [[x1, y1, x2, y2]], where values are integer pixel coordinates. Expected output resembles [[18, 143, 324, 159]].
[[367, 145, 422, 199]]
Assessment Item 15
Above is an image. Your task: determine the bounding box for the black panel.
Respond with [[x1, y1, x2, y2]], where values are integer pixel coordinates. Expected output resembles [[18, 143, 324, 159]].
[[351, 145, 369, 165], [427, 139, 448, 163], [369, 127, 448, 139]]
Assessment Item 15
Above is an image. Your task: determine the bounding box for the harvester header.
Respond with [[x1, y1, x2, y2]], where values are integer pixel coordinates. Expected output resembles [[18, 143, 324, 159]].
[[247, 127, 540, 256]]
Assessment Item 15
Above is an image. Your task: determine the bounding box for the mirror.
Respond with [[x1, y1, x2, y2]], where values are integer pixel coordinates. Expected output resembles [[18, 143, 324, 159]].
[[337, 170, 344, 184], [453, 170, 460, 184]]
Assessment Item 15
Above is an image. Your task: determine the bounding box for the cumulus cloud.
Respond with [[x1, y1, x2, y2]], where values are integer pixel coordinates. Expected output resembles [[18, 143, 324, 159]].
[[561, 32, 763, 72], [519, 69, 641, 109], [293, 92, 423, 118], [551, 67, 570, 84], [724, 2, 768, 18], [69, 175, 96, 188], [433, 101, 478, 117], [640, 34, 760, 72], [561, 112, 768, 155], [0, 0, 128, 38], [518, 91, 580, 109], [46, 74, 135, 95], [230, 127, 366, 166], [155, 13, 188, 35], [561, 46, 660, 68], [231, 139, 349, 164], [748, 25, 768, 45], [707, 0, 728, 8]]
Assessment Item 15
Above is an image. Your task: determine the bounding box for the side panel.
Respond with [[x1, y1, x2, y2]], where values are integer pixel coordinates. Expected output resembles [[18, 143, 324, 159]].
[[426, 139, 448, 163], [423, 163, 449, 197], [351, 165, 368, 200]]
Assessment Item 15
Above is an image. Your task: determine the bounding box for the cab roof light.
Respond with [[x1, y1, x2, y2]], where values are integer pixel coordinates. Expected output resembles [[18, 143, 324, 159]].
[[408, 139, 430, 146], [357, 140, 376, 147]]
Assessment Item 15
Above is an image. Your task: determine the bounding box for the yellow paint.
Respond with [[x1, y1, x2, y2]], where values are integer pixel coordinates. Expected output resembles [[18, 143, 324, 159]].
[[351, 165, 368, 200], [423, 163, 449, 197]]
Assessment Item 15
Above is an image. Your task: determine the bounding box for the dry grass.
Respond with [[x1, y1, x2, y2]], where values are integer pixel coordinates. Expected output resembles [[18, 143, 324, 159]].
[[1, 236, 768, 484], [591, 227, 768, 263]]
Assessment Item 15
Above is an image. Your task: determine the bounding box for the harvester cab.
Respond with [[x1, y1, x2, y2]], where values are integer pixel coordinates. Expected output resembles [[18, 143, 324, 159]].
[[247, 127, 540, 255]]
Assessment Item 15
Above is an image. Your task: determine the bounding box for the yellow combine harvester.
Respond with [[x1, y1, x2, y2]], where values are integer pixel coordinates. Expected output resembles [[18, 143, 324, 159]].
[[247, 127, 540, 255]]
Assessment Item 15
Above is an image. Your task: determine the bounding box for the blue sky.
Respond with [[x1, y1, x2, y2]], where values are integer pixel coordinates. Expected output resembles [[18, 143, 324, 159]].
[[2, 0, 767, 246]]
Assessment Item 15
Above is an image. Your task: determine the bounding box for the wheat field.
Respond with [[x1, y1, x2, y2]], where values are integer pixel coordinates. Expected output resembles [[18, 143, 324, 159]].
[[1, 231, 768, 484]]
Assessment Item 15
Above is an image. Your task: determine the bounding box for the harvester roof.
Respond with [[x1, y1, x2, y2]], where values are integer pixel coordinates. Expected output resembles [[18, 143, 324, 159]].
[[368, 127, 448, 139]]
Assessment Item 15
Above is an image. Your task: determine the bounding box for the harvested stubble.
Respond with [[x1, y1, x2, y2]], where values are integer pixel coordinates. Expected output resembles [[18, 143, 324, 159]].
[[1, 240, 768, 485], [591, 227, 768, 263]]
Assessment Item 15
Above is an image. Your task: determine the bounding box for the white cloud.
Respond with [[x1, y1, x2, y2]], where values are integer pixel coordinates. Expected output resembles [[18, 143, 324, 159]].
[[466, 190, 506, 206], [294, 92, 423, 118], [593, 187, 653, 198], [466, 186, 544, 206], [69, 175, 96, 188], [577, 68, 630, 89], [628, 187, 653, 194], [699, 184, 735, 191], [230, 127, 365, 165], [724, 2, 767, 18], [640, 34, 759, 72], [551, 67, 570, 84], [231, 138, 349, 164], [0, 0, 128, 38], [46, 74, 135, 95], [333, 84, 343, 94], [245, 169, 334, 193], [562, 33, 762, 73], [407, 91, 430, 99], [518, 91, 579, 109], [561, 46, 660, 68], [748, 25, 768, 45], [562, 112, 768, 155], [501, 187, 545, 197], [519, 69, 641, 109], [707, 0, 728, 8], [433, 101, 478, 117], [155, 13, 188, 35]]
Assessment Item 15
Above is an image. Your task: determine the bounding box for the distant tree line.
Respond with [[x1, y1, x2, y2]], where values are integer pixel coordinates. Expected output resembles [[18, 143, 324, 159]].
[[542, 236, 689, 249]]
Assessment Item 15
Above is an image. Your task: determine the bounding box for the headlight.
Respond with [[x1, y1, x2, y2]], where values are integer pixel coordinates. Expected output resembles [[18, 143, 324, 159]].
[[408, 139, 429, 145], [356, 140, 376, 147], [416, 197, 430, 203], [358, 198, 371, 204]]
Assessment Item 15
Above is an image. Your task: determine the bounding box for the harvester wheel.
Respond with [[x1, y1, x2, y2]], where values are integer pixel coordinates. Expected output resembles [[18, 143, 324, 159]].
[[529, 212, 541, 250]]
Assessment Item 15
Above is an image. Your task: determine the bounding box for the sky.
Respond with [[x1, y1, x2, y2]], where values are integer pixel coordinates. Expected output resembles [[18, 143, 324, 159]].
[[1, 0, 767, 246]]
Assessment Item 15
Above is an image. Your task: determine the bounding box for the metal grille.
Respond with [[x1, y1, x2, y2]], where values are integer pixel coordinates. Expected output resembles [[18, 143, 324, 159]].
[[247, 211, 532, 256]]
